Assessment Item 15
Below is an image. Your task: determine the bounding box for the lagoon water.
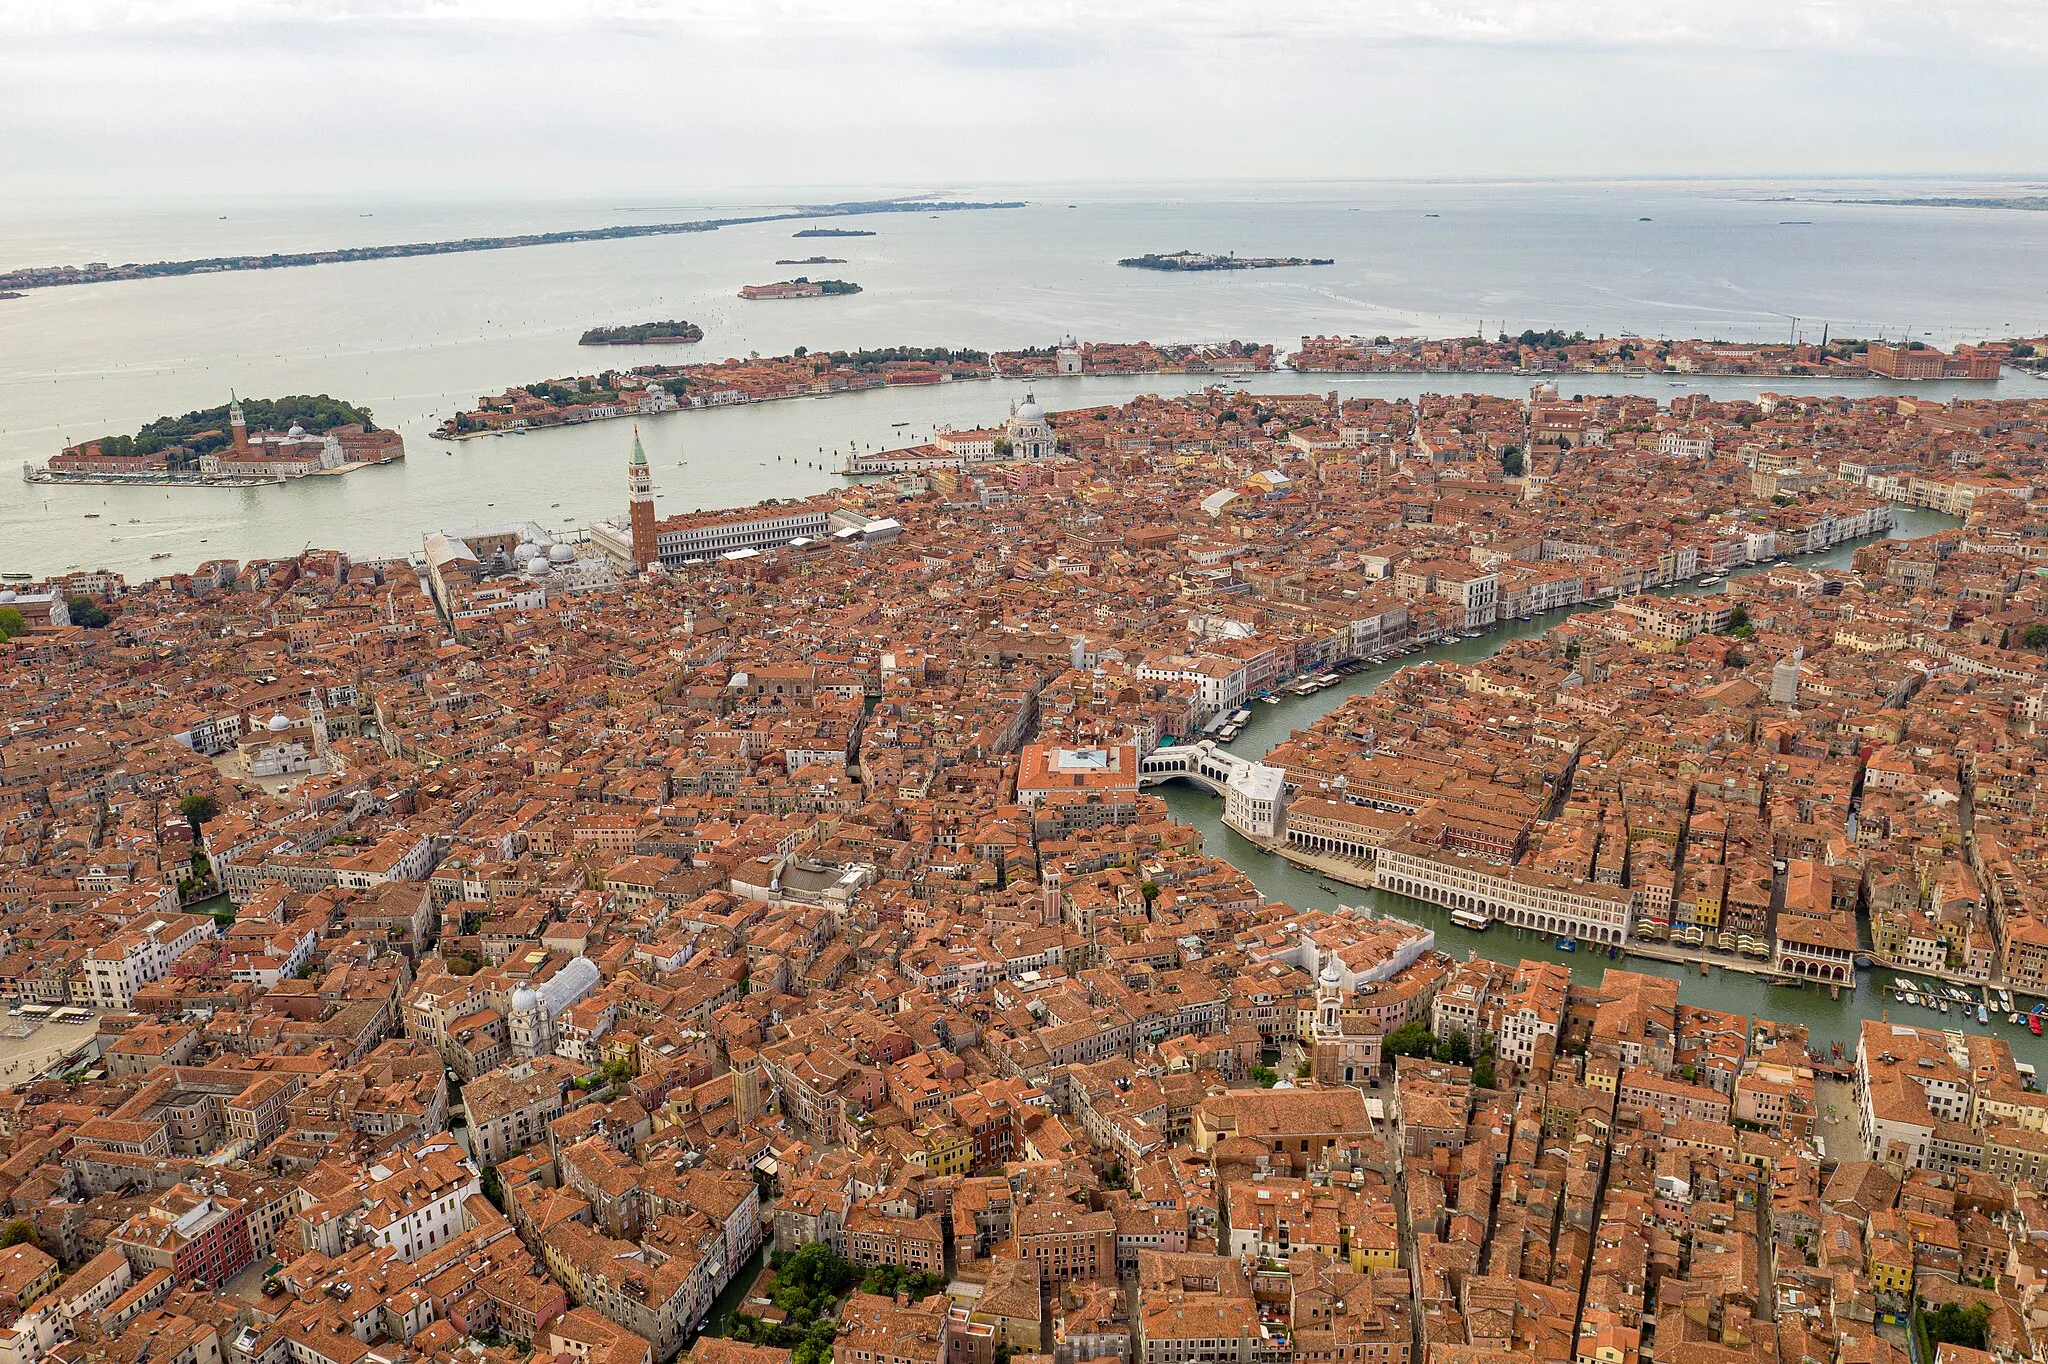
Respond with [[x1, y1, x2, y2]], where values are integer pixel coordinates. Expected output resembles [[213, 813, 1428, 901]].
[[2, 178, 2046, 576]]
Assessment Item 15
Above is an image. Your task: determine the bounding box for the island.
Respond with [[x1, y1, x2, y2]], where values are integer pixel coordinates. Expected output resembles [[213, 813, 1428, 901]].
[[793, 228, 876, 238], [739, 278, 862, 300], [578, 320, 704, 346], [29, 394, 404, 486], [0, 291, 20, 301], [1119, 250, 1334, 271], [434, 345, 992, 437], [0, 197, 1022, 292], [775, 256, 848, 265]]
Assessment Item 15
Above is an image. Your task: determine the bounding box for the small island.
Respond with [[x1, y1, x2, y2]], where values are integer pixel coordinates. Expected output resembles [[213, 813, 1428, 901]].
[[30, 394, 403, 487], [578, 320, 704, 345], [776, 256, 848, 265], [793, 228, 875, 238], [1119, 250, 1334, 271], [739, 278, 862, 300], [0, 291, 21, 301]]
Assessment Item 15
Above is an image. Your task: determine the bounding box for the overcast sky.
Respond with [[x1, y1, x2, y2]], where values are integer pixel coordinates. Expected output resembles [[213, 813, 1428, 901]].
[[5, 0, 2047, 198]]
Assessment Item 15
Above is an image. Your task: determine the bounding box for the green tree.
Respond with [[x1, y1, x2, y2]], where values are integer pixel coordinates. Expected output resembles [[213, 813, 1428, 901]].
[[0, 609, 24, 641], [0, 1221, 37, 1250], [1725, 606, 1750, 634], [66, 596, 109, 628], [1500, 446, 1524, 477], [179, 792, 218, 840], [1296, 1059, 1312, 1079], [1447, 1030, 1472, 1065], [1921, 1301, 1991, 1354], [1249, 1064, 1279, 1087], [601, 1056, 635, 1088], [1139, 879, 1161, 908], [1384, 1021, 1436, 1058], [2022, 623, 2048, 650], [1473, 1056, 1497, 1089]]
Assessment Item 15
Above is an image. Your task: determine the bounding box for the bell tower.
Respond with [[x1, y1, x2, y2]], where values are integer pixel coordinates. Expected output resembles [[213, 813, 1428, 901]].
[[229, 391, 250, 455], [628, 425, 657, 570]]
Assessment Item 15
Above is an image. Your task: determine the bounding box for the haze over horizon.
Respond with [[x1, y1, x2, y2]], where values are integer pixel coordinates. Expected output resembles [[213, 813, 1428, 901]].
[[5, 0, 2047, 198]]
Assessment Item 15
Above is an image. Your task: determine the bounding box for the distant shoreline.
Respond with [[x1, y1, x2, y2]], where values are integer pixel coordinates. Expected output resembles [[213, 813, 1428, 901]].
[[0, 198, 1023, 293]]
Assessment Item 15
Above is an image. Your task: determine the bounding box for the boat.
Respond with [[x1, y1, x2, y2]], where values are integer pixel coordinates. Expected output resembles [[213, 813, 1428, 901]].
[[1939, 999, 1950, 1013], [1698, 576, 1722, 587], [1450, 908, 1491, 932], [1555, 937, 1576, 953], [0, 574, 31, 582], [1979, 1004, 1991, 1024], [149, 552, 171, 561], [1261, 695, 1282, 705], [2031, 1012, 2043, 1036], [2011, 1013, 2022, 1025], [1699, 961, 1710, 976], [1229, 708, 1252, 725], [83, 513, 98, 519]]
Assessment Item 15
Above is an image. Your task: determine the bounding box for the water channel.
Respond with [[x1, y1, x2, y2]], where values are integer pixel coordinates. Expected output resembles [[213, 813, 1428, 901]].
[[1156, 505, 2037, 1064]]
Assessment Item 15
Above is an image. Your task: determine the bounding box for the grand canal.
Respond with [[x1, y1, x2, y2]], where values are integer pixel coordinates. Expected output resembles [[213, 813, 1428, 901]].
[[1157, 505, 2031, 1065]]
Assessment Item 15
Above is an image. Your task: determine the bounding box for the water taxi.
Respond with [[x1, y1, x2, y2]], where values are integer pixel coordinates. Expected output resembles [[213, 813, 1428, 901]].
[[150, 552, 171, 561], [1698, 575, 1723, 587], [1555, 937, 1576, 953]]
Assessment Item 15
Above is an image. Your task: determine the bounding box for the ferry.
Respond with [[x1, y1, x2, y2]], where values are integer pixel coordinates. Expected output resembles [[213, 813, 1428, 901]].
[[1228, 708, 1253, 725], [1449, 908, 1491, 932], [1698, 575, 1723, 587], [0, 574, 29, 582]]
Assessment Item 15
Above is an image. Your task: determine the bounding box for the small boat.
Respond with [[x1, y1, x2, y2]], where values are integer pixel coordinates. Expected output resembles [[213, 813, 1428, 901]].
[[1638, 216, 1653, 222], [2031, 1013, 2043, 1036], [1319, 882, 1338, 893], [1939, 999, 1950, 1014], [1699, 961, 1710, 976], [1555, 937, 1576, 953], [1979, 1004, 1990, 1024], [2010, 1013, 2022, 1025], [83, 513, 99, 519], [149, 552, 171, 561]]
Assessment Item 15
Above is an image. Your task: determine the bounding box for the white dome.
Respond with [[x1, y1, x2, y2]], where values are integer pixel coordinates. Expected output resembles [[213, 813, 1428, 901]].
[[509, 985, 540, 1013], [548, 544, 576, 564], [514, 541, 541, 560], [1014, 393, 1045, 423], [525, 556, 550, 575], [267, 713, 292, 732], [287, 424, 307, 438]]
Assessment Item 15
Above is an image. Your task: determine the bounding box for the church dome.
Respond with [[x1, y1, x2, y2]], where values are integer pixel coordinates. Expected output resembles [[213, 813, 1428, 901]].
[[267, 713, 292, 732], [287, 424, 307, 438], [525, 556, 550, 575], [1014, 393, 1045, 423], [548, 544, 576, 565], [510, 985, 540, 1014]]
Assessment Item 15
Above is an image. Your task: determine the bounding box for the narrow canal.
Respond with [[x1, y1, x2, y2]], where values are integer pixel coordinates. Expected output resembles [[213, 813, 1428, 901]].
[[1158, 506, 2039, 1063]]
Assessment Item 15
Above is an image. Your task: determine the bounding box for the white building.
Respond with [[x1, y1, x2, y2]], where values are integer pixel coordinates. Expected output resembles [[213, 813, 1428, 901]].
[[1374, 839, 1633, 946], [1222, 762, 1286, 839], [83, 913, 220, 1010]]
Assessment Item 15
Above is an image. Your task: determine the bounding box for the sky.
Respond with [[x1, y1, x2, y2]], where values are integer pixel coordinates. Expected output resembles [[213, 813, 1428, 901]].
[[4, 0, 2048, 197]]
